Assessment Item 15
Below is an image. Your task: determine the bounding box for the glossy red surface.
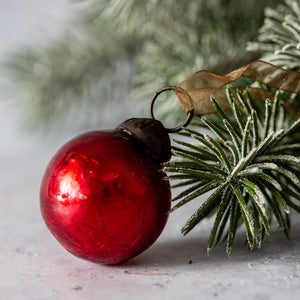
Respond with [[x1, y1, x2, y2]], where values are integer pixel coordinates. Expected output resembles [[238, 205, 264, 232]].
[[40, 130, 171, 264]]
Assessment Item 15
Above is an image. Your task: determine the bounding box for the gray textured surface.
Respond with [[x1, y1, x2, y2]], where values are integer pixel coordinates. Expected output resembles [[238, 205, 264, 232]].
[[1, 2, 300, 299]]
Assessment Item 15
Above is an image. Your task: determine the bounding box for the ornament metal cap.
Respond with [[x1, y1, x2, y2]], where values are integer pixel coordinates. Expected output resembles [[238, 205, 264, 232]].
[[117, 118, 171, 164]]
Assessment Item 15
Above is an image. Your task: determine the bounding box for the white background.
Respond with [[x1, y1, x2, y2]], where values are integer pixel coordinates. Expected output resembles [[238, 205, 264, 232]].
[[0, 1, 300, 299]]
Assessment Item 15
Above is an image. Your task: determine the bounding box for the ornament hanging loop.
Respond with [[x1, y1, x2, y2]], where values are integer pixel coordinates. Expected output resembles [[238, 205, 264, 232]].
[[150, 86, 194, 133]]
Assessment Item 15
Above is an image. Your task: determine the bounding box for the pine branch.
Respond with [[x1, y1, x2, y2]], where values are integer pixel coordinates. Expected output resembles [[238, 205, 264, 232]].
[[2, 19, 143, 129], [247, 0, 300, 70], [134, 0, 280, 123], [1, 0, 280, 129], [165, 89, 300, 255]]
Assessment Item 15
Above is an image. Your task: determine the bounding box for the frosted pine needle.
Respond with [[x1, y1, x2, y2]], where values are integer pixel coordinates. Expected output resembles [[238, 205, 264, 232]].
[[164, 89, 300, 255]]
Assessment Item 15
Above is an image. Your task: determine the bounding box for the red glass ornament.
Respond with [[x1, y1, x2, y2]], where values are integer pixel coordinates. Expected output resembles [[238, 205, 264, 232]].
[[40, 121, 171, 264]]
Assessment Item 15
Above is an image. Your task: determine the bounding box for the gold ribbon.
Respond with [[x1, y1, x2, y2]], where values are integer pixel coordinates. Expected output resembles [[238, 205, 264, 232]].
[[174, 60, 300, 119]]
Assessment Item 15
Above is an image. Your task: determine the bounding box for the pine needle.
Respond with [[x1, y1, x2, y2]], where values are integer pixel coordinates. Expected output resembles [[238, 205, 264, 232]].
[[166, 88, 300, 254]]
